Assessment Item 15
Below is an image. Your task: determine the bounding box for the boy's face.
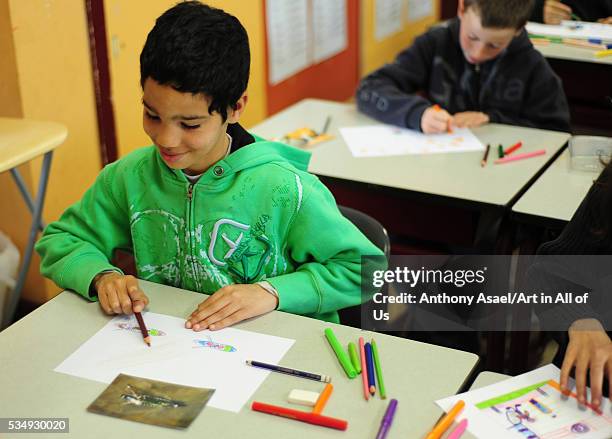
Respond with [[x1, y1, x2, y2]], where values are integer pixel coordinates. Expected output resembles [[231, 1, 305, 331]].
[[142, 78, 246, 175], [458, 5, 520, 65]]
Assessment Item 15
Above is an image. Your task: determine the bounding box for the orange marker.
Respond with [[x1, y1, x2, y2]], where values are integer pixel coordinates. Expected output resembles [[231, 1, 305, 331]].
[[433, 104, 452, 133], [425, 400, 465, 439], [312, 383, 333, 414]]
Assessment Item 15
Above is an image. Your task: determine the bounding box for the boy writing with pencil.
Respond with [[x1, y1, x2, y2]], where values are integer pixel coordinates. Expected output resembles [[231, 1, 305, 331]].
[[36, 2, 383, 330], [357, 0, 571, 134]]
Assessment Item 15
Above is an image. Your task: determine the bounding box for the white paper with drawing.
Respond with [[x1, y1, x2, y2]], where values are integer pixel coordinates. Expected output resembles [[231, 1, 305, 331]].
[[54, 312, 295, 412], [339, 125, 484, 157], [436, 364, 612, 439]]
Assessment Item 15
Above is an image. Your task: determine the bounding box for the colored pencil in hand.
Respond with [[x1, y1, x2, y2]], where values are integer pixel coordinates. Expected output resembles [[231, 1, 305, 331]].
[[134, 311, 151, 347]]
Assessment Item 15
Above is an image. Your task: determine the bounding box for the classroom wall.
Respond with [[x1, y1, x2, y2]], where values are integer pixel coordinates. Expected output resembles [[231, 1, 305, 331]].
[[359, 0, 440, 76], [0, 0, 102, 304], [104, 0, 268, 157]]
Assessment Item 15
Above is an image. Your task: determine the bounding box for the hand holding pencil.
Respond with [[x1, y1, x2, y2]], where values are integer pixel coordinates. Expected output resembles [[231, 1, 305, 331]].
[[94, 272, 149, 315], [422, 105, 454, 134]]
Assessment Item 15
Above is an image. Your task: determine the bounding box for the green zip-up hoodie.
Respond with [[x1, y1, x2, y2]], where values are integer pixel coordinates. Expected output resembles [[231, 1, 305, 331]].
[[36, 125, 384, 323]]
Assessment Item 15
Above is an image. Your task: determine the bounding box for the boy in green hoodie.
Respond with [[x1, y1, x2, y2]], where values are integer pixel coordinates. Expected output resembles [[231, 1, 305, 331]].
[[35, 2, 383, 330]]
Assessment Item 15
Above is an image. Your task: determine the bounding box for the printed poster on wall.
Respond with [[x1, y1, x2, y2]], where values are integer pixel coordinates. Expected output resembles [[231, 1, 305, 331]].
[[375, 0, 403, 41], [266, 0, 310, 85], [312, 0, 347, 63]]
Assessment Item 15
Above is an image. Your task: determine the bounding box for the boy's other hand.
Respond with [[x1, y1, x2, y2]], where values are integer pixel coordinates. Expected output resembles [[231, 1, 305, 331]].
[[543, 0, 572, 25], [94, 272, 149, 315], [421, 105, 454, 134], [561, 318, 612, 413], [185, 284, 278, 331], [598, 17, 612, 24], [452, 111, 490, 129]]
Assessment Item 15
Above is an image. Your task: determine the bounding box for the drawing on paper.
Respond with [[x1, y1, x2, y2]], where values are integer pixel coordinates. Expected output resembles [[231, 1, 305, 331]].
[[476, 380, 612, 439], [115, 322, 167, 337], [193, 336, 237, 352]]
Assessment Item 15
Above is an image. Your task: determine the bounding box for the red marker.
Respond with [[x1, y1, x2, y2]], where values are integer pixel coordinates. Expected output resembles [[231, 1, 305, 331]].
[[251, 401, 348, 430], [503, 141, 522, 156]]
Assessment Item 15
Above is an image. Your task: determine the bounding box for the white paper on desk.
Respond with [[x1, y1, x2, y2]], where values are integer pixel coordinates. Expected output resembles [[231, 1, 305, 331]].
[[339, 125, 484, 157], [436, 364, 612, 439], [527, 21, 612, 43], [54, 312, 295, 412]]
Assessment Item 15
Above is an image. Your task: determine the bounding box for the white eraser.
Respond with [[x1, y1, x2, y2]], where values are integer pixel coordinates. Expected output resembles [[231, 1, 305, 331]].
[[287, 389, 320, 407]]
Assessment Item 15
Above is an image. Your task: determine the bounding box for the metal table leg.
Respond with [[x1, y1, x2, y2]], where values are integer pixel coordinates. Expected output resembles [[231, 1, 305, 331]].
[[2, 151, 53, 329]]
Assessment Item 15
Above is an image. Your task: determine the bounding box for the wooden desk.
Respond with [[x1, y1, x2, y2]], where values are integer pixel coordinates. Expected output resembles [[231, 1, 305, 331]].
[[0, 118, 67, 329], [0, 280, 479, 438]]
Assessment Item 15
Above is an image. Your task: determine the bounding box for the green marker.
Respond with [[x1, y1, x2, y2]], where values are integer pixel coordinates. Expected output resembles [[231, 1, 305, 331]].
[[371, 339, 387, 399], [348, 342, 361, 374], [570, 12, 581, 21], [324, 328, 357, 378], [498, 144, 504, 159]]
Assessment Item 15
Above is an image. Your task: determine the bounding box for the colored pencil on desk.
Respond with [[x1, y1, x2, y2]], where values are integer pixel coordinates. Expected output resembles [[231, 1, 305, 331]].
[[447, 419, 468, 439], [359, 337, 369, 400], [134, 311, 151, 347], [480, 143, 490, 167], [494, 149, 545, 164], [246, 360, 331, 383], [312, 383, 333, 414], [570, 12, 581, 20], [503, 141, 522, 156], [371, 338, 387, 399], [365, 342, 376, 396], [497, 144, 504, 159], [425, 400, 465, 439], [251, 401, 348, 430]]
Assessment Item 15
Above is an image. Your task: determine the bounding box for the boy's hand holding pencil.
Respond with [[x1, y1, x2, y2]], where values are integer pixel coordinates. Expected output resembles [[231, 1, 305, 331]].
[[422, 105, 454, 134], [93, 272, 149, 315]]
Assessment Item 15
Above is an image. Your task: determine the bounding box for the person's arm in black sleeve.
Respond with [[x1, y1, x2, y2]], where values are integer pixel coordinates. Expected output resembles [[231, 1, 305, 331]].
[[486, 59, 571, 132], [356, 33, 435, 130]]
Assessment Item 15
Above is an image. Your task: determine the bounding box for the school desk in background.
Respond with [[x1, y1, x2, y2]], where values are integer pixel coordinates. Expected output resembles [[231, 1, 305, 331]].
[[273, 116, 333, 148]]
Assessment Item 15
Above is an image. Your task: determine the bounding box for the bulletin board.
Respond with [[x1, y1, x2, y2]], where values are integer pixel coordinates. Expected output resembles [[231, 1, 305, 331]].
[[263, 0, 359, 115]]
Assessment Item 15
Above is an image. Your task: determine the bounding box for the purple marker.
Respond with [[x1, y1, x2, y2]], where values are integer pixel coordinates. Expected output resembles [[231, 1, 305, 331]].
[[376, 398, 398, 439]]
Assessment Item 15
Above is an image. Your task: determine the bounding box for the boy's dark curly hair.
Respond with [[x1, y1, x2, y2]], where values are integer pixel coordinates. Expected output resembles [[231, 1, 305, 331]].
[[140, 1, 250, 121]]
